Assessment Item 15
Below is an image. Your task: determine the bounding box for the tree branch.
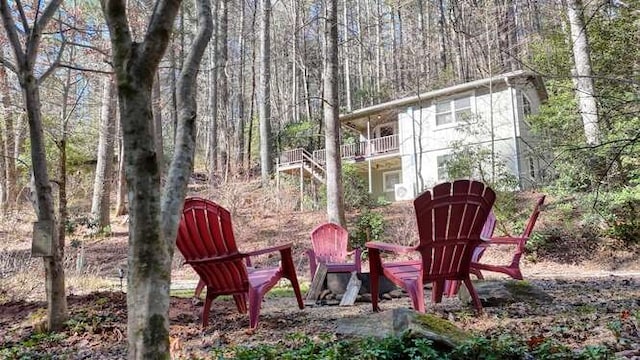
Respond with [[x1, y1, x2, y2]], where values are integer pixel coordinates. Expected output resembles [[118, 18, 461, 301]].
[[0, 0, 26, 64], [137, 0, 182, 82], [101, 0, 133, 73], [15, 0, 29, 32], [57, 63, 114, 75], [0, 55, 17, 74]]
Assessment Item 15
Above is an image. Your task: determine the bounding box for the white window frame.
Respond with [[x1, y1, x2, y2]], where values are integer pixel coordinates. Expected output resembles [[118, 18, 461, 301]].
[[382, 170, 402, 192], [434, 93, 475, 128]]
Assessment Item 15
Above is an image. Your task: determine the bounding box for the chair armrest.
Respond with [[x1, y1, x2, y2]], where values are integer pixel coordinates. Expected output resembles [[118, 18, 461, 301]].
[[366, 241, 416, 254], [489, 236, 525, 245], [185, 253, 246, 265], [245, 243, 292, 257]]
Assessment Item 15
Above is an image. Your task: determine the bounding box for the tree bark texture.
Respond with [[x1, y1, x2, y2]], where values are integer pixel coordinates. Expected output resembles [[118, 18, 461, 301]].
[[91, 75, 117, 229], [101, 0, 183, 357], [0, 0, 68, 331], [258, 0, 273, 183], [566, 0, 600, 145], [0, 60, 17, 209], [324, 0, 346, 227]]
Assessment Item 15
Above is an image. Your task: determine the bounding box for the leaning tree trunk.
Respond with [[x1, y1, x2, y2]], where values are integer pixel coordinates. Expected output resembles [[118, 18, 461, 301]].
[[324, 0, 347, 227], [91, 75, 117, 229]]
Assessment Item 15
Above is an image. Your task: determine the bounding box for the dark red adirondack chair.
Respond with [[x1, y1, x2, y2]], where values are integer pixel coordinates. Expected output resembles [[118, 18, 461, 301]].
[[366, 180, 496, 313], [306, 223, 362, 280], [176, 197, 304, 329], [470, 195, 545, 280]]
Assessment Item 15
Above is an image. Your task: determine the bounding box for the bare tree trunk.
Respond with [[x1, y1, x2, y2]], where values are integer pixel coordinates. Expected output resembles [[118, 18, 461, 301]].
[[291, 0, 300, 122], [0, 0, 68, 332], [324, 0, 346, 226], [258, 0, 273, 183], [343, 0, 352, 112], [207, 0, 220, 181], [437, 0, 448, 72], [91, 76, 117, 229], [247, 0, 257, 169], [152, 73, 164, 176], [0, 59, 16, 209], [234, 1, 246, 172], [102, 0, 184, 356], [219, 0, 230, 176], [115, 134, 127, 216], [566, 0, 600, 145]]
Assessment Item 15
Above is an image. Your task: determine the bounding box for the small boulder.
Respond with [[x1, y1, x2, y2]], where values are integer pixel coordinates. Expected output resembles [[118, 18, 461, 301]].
[[458, 280, 553, 307], [336, 308, 471, 349]]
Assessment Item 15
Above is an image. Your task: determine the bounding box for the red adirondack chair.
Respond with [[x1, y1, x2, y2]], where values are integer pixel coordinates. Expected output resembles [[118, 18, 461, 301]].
[[366, 180, 496, 313], [176, 197, 304, 329], [306, 222, 362, 280], [444, 211, 497, 297], [470, 195, 545, 280]]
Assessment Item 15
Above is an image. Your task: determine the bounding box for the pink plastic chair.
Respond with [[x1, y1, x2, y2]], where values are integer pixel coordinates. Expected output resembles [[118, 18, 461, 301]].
[[470, 195, 545, 280], [306, 222, 362, 279], [366, 180, 496, 313], [176, 197, 304, 329]]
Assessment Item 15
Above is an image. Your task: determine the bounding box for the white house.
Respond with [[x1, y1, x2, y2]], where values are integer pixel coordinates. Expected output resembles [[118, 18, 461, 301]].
[[277, 70, 548, 202]]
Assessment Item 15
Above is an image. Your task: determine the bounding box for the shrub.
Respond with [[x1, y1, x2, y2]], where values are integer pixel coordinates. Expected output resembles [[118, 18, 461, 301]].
[[351, 210, 385, 250]]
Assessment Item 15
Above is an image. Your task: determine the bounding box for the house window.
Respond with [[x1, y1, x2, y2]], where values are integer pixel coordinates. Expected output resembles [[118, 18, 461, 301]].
[[383, 171, 402, 192], [435, 96, 473, 126], [437, 154, 452, 181]]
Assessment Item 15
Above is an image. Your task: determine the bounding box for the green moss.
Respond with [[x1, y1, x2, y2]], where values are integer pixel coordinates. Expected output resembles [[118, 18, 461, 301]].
[[143, 314, 170, 359], [504, 280, 533, 294], [414, 313, 470, 344]]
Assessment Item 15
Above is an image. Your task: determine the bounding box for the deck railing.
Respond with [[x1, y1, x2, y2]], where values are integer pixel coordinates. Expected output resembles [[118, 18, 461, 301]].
[[311, 134, 399, 164]]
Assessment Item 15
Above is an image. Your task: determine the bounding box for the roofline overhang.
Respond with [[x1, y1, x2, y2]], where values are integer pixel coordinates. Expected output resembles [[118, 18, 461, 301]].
[[339, 70, 547, 123]]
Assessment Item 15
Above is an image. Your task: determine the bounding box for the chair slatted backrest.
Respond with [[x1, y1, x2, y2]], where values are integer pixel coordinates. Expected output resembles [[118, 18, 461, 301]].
[[176, 197, 249, 295], [310, 223, 349, 263], [414, 180, 496, 281]]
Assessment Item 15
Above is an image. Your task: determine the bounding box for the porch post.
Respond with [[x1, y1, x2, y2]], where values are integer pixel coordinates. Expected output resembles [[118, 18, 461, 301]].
[[300, 164, 304, 211], [367, 117, 373, 193]]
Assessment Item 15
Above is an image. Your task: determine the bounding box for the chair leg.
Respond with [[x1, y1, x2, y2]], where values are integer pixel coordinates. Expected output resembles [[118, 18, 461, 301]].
[[306, 249, 317, 280], [444, 280, 460, 297], [248, 288, 262, 329], [463, 278, 483, 313], [432, 279, 446, 303], [368, 249, 382, 312], [202, 291, 215, 327], [233, 294, 248, 314], [282, 248, 304, 309], [194, 279, 205, 298], [405, 279, 425, 313]]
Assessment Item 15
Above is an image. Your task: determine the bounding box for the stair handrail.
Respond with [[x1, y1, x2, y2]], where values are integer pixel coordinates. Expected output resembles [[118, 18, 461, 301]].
[[302, 149, 326, 178]]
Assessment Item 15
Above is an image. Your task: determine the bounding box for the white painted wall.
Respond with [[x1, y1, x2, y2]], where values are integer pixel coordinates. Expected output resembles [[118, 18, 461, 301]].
[[396, 81, 541, 195]]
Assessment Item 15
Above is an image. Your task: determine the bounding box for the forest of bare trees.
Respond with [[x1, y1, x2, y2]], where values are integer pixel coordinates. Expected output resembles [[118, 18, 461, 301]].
[[0, 0, 638, 358]]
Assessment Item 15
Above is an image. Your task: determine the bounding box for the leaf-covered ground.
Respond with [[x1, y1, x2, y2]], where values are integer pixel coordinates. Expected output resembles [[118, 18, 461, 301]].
[[1, 274, 639, 359], [1, 194, 640, 358]]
